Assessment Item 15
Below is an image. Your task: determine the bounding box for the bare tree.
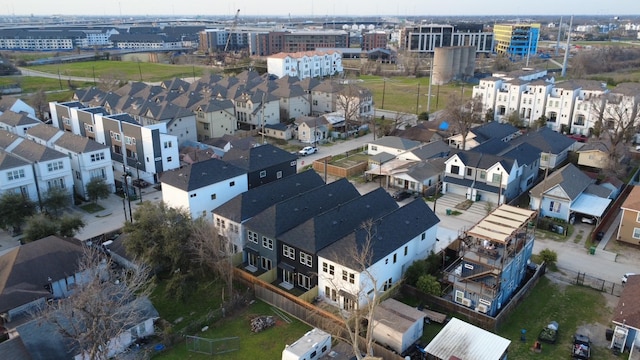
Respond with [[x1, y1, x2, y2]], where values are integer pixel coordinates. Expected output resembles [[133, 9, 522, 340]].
[[29, 89, 48, 121], [590, 90, 640, 165], [98, 70, 127, 92], [336, 82, 370, 135], [445, 93, 483, 150], [189, 218, 235, 302], [323, 220, 382, 360], [40, 246, 153, 360]]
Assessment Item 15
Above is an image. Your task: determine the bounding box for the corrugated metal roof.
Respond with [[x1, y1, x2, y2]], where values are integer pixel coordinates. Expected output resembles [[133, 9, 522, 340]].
[[425, 317, 511, 360]]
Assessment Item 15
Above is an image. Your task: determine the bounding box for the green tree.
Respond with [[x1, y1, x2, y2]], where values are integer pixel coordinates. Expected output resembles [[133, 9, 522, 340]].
[[41, 187, 70, 218], [534, 115, 548, 130], [0, 192, 37, 234], [404, 259, 428, 286], [506, 111, 523, 128], [418, 112, 429, 121], [485, 108, 495, 122], [23, 213, 85, 242], [123, 202, 193, 275], [539, 248, 558, 267], [86, 178, 110, 204], [59, 215, 86, 237], [416, 274, 441, 296]]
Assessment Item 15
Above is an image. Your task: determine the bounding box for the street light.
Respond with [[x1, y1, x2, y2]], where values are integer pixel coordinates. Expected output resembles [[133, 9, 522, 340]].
[[136, 161, 142, 204], [122, 164, 133, 222]]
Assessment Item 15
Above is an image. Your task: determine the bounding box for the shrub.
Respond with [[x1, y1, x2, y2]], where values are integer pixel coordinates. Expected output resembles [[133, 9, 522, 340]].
[[539, 248, 558, 266]]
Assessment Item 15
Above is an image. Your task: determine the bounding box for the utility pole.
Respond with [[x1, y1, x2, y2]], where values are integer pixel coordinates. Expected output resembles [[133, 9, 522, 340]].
[[415, 83, 421, 114], [381, 78, 386, 109], [427, 54, 433, 113]]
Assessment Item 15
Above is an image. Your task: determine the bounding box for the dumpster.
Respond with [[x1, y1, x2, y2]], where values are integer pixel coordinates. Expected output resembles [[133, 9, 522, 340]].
[[589, 246, 596, 255], [446, 209, 452, 215]]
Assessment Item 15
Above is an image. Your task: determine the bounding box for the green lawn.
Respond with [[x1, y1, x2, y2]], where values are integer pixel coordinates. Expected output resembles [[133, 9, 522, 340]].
[[358, 75, 469, 115], [29, 60, 208, 83], [0, 76, 93, 94], [154, 300, 311, 360], [80, 203, 104, 214]]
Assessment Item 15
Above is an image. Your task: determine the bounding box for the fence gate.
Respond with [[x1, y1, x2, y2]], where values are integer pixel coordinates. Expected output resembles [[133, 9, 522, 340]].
[[186, 335, 240, 355]]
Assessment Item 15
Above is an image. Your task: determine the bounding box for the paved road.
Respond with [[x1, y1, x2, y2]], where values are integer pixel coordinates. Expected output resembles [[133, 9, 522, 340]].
[[295, 132, 375, 170], [17, 67, 98, 83]]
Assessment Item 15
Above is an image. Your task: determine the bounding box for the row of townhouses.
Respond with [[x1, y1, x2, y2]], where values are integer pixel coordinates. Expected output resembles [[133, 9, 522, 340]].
[[472, 68, 640, 136]]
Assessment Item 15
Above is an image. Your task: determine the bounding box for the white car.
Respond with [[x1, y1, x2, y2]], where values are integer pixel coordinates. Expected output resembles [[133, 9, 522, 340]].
[[298, 146, 318, 156], [622, 273, 637, 284]]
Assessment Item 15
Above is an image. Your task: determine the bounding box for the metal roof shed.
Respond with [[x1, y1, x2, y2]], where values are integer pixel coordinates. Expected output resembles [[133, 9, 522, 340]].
[[425, 317, 511, 360]]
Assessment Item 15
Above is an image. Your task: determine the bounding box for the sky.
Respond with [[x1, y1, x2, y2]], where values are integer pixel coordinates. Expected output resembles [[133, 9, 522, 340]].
[[2, 0, 640, 17]]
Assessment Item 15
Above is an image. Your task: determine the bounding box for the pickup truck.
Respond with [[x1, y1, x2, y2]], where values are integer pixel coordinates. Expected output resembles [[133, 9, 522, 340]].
[[572, 334, 591, 359], [298, 146, 318, 156]]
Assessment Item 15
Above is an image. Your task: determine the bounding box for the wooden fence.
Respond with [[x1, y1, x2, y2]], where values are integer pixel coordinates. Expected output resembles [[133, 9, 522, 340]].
[[234, 268, 404, 360]]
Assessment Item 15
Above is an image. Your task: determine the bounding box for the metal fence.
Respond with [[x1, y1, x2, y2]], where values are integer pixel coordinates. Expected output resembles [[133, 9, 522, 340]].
[[550, 266, 623, 296], [186, 335, 239, 355]]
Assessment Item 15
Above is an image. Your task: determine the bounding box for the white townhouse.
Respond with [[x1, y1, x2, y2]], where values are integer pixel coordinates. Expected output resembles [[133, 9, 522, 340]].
[[544, 81, 582, 132], [570, 80, 608, 135], [494, 78, 528, 122], [519, 79, 554, 127], [0, 110, 41, 136], [3, 136, 73, 203], [472, 76, 503, 114], [0, 150, 38, 203], [267, 50, 343, 80], [317, 200, 439, 310], [160, 158, 248, 220], [0, 97, 37, 119]]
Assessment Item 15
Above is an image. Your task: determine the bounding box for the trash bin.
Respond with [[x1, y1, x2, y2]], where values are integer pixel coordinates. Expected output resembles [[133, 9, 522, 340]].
[[446, 209, 452, 215], [589, 246, 596, 255]]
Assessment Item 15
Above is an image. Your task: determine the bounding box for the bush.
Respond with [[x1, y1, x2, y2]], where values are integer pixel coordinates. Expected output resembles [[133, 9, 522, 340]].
[[539, 248, 558, 266], [416, 274, 441, 296]]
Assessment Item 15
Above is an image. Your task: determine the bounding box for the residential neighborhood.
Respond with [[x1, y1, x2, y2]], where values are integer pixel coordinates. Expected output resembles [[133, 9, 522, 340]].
[[3, 8, 640, 360]]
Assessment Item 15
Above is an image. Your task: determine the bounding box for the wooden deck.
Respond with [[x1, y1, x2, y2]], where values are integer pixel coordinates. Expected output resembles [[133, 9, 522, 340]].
[[423, 309, 447, 324]]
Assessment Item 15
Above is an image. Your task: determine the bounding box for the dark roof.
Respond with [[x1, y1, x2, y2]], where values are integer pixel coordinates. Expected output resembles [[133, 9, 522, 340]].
[[222, 143, 297, 172], [612, 274, 640, 328], [454, 151, 514, 171], [0, 337, 30, 360], [0, 236, 84, 314], [406, 158, 446, 181], [499, 142, 541, 166], [213, 170, 326, 223], [407, 140, 453, 160], [0, 150, 29, 171], [471, 122, 519, 143], [318, 199, 440, 268], [278, 188, 399, 253], [369, 136, 422, 151], [509, 127, 575, 154], [529, 163, 594, 200], [160, 158, 246, 192], [244, 178, 360, 238]]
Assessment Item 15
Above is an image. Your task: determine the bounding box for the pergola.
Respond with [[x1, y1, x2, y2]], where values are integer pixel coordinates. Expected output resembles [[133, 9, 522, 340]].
[[466, 204, 537, 244]]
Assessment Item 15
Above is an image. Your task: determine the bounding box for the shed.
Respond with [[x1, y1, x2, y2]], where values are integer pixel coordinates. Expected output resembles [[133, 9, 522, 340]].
[[282, 328, 331, 360], [372, 298, 425, 354], [425, 317, 511, 360]]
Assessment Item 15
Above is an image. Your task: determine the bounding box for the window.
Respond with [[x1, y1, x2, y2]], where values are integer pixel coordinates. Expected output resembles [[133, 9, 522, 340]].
[[247, 230, 258, 244], [163, 141, 172, 148], [167, 156, 172, 162], [215, 217, 226, 229], [124, 136, 136, 145], [421, 232, 426, 241], [633, 228, 640, 239], [393, 253, 397, 263], [300, 252, 312, 267], [211, 193, 216, 200], [370, 145, 378, 151], [283, 244, 295, 259], [298, 273, 311, 289], [492, 173, 501, 183], [322, 262, 335, 275], [7, 169, 25, 181], [203, 123, 209, 130], [479, 171, 486, 180], [259, 170, 266, 178], [276, 171, 282, 179], [229, 181, 235, 187], [383, 278, 393, 291], [48, 178, 65, 189], [261, 257, 272, 270], [110, 131, 121, 141], [90, 152, 105, 162], [229, 223, 239, 234], [262, 236, 273, 250], [47, 161, 64, 172], [549, 201, 561, 213], [450, 165, 460, 174], [84, 124, 94, 132], [636, 212, 640, 223], [90, 168, 106, 179], [404, 246, 408, 256], [466, 168, 472, 176], [349, 273, 355, 284], [290, 161, 297, 167], [455, 290, 465, 303]]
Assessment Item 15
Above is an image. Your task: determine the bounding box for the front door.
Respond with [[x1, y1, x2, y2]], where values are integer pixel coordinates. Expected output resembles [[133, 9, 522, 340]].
[[283, 269, 294, 285], [248, 252, 258, 268]]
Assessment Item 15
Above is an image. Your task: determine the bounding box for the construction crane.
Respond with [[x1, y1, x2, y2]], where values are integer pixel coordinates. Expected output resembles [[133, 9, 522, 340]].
[[224, 9, 240, 53]]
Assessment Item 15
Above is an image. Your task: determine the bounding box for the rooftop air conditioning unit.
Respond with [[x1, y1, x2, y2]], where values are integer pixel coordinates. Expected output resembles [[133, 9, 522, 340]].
[[476, 304, 488, 313], [461, 298, 472, 307]]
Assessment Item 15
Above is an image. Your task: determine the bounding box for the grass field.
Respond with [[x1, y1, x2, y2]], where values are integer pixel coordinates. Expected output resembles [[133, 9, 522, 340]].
[[0, 75, 93, 94], [153, 300, 310, 360], [358, 75, 469, 115], [29, 60, 209, 83]]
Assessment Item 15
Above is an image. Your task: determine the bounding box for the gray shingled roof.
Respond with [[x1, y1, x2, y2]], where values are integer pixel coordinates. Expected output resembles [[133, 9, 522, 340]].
[[370, 136, 422, 151], [10, 139, 66, 162], [54, 132, 108, 153], [160, 158, 246, 192], [0, 236, 83, 314], [278, 188, 399, 253], [0, 129, 20, 148], [454, 151, 514, 171], [0, 150, 29, 171], [529, 163, 594, 200], [222, 143, 297, 172], [25, 123, 62, 141], [0, 110, 40, 127], [509, 127, 575, 154], [406, 140, 452, 160], [244, 178, 360, 238], [213, 170, 326, 223], [471, 122, 519, 143], [318, 199, 440, 268]]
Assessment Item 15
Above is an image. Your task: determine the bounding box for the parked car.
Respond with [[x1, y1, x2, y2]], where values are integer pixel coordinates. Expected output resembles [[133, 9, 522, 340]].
[[622, 273, 637, 284], [580, 216, 596, 225], [298, 146, 318, 156], [392, 190, 411, 201], [572, 334, 591, 359]]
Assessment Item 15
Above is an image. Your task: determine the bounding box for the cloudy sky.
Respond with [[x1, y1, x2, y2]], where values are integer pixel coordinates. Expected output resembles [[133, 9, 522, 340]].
[[1, 0, 639, 17]]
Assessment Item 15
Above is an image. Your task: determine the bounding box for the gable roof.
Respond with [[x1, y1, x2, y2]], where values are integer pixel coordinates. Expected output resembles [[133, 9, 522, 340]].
[[452, 151, 515, 171], [319, 199, 439, 268], [213, 170, 326, 223], [244, 178, 360, 238], [529, 163, 594, 200], [510, 126, 575, 153], [612, 274, 640, 328], [222, 143, 297, 172], [0, 150, 29, 171], [470, 122, 519, 143], [25, 123, 62, 141], [0, 129, 21, 148], [406, 140, 453, 160], [0, 236, 84, 314], [160, 158, 246, 192], [369, 136, 422, 151], [10, 139, 67, 163], [54, 132, 108, 153], [621, 186, 640, 212], [425, 317, 511, 360], [278, 188, 399, 253], [0, 110, 40, 127]]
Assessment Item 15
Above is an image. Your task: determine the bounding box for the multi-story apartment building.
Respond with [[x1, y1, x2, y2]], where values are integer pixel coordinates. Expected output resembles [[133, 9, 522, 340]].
[[399, 24, 493, 54], [362, 31, 388, 51], [256, 30, 349, 56], [267, 50, 343, 80], [493, 23, 541, 60]]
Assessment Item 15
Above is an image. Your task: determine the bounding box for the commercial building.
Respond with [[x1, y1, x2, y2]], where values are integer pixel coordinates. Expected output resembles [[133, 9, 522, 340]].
[[399, 24, 493, 54], [493, 23, 541, 60]]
